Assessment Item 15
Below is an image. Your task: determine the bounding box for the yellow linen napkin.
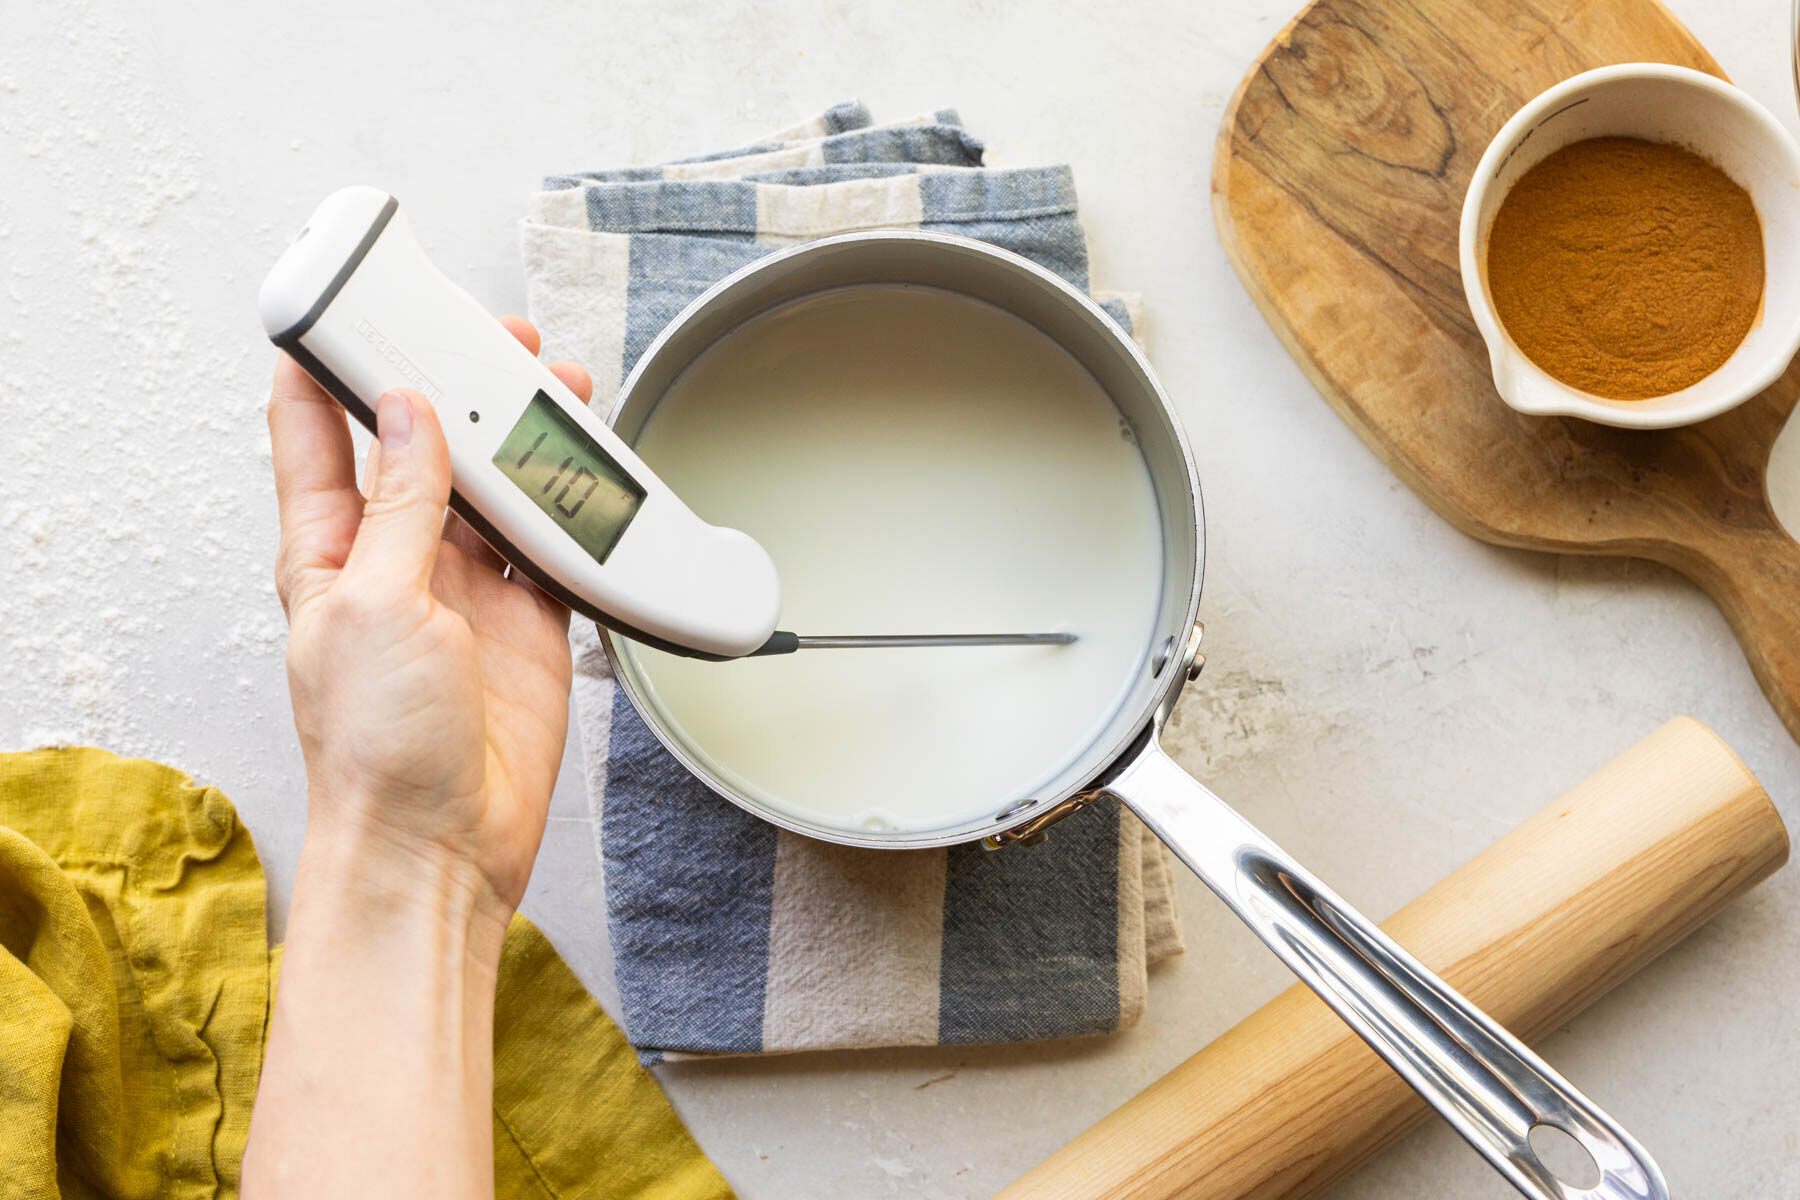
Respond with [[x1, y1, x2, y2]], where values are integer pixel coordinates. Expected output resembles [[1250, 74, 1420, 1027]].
[[0, 746, 731, 1200]]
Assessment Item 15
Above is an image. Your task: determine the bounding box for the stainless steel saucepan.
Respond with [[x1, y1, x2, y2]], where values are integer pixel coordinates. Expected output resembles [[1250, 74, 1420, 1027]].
[[600, 231, 1666, 1200]]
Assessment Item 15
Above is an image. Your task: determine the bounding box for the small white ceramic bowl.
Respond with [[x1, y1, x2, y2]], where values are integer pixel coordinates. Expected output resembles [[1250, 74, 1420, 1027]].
[[1460, 63, 1800, 429]]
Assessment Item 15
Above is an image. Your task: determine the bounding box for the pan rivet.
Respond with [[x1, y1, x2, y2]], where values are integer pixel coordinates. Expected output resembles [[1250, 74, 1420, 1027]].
[[993, 798, 1037, 823], [1152, 635, 1176, 677], [1181, 622, 1206, 681]]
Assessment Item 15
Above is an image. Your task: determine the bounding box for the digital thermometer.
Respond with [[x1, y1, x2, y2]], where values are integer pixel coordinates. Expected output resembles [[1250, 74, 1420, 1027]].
[[259, 186, 781, 659], [260, 187, 1076, 661]]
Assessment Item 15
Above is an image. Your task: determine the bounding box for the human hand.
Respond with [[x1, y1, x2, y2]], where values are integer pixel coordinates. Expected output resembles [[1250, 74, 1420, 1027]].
[[268, 316, 588, 929]]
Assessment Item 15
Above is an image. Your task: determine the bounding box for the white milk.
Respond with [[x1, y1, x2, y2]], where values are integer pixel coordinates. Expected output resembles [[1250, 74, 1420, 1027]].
[[619, 284, 1164, 836]]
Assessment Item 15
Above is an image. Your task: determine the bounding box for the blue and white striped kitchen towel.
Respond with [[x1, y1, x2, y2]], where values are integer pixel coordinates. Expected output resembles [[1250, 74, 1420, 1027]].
[[520, 104, 1182, 1062]]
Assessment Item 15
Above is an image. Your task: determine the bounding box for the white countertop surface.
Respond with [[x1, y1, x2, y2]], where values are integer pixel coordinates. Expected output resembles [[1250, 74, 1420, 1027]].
[[3, 2, 1797, 1196]]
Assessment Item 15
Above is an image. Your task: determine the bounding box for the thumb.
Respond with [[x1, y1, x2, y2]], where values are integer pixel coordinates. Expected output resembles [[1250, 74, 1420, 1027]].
[[341, 389, 451, 596]]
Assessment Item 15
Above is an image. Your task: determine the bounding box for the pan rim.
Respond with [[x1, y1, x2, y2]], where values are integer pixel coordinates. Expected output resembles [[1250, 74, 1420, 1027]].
[[599, 229, 1205, 849]]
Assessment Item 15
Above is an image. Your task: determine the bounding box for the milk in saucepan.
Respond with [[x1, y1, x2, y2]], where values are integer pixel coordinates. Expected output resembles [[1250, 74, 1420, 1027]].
[[618, 284, 1163, 836]]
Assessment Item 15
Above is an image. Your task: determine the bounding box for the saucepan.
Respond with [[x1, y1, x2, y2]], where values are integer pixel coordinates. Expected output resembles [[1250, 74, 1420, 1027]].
[[599, 231, 1665, 1200]]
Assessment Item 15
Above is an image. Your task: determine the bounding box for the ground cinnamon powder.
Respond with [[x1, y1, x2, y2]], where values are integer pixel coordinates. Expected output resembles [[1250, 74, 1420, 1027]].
[[1485, 136, 1763, 400]]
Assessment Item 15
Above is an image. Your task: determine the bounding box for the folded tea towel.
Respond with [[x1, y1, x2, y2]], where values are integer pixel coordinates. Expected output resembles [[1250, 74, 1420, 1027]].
[[0, 747, 731, 1199], [521, 104, 1184, 1063]]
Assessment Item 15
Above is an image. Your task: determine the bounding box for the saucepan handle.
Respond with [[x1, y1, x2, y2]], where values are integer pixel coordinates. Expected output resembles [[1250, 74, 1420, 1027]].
[[1103, 736, 1667, 1200]]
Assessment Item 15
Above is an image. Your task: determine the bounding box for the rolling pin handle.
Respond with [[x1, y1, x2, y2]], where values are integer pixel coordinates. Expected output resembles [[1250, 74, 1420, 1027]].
[[1103, 736, 1669, 1200]]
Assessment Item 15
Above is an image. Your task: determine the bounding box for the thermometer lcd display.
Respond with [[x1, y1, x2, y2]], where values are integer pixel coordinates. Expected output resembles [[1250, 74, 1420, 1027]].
[[493, 391, 645, 563]]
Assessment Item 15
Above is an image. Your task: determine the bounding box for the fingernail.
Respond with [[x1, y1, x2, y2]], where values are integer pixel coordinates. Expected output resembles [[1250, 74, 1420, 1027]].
[[377, 390, 413, 449]]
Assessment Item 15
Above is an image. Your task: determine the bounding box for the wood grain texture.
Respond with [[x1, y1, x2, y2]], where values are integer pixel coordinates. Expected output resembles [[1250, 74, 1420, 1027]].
[[995, 717, 1788, 1200], [1210, 0, 1800, 743]]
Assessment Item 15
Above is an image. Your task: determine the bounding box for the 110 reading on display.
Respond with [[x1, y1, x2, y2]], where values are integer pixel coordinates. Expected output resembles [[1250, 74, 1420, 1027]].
[[492, 391, 646, 563]]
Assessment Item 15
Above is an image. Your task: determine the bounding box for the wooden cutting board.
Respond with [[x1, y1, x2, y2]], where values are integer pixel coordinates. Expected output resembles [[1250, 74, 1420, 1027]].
[[1212, 0, 1800, 743]]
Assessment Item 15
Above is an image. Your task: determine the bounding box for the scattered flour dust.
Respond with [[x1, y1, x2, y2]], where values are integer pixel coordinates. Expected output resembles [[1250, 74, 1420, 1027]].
[[0, 3, 294, 790]]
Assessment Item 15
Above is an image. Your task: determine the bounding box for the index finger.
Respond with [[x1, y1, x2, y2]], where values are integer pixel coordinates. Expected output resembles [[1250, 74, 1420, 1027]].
[[268, 353, 363, 600]]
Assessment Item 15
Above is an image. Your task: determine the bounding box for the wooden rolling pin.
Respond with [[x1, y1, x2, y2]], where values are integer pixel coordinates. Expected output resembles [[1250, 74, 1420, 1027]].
[[998, 716, 1788, 1200]]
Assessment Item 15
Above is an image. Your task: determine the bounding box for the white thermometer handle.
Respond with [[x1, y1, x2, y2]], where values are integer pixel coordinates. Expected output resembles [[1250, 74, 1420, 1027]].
[[259, 187, 781, 659]]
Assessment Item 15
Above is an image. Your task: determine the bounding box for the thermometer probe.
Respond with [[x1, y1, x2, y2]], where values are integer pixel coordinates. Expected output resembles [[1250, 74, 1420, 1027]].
[[259, 187, 1074, 659]]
